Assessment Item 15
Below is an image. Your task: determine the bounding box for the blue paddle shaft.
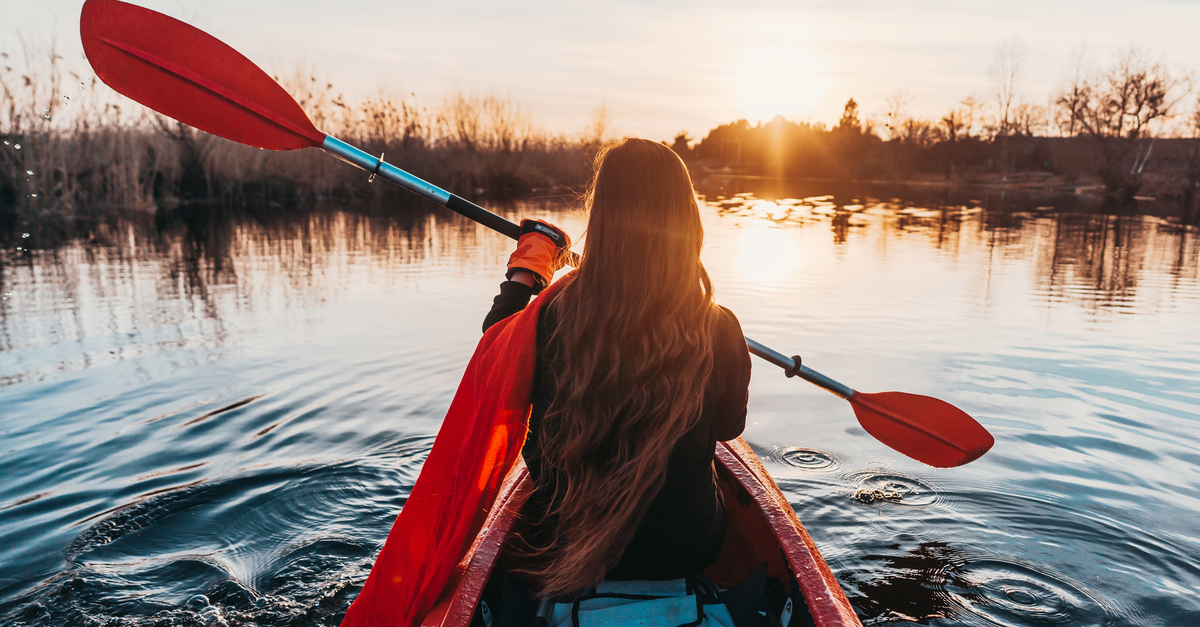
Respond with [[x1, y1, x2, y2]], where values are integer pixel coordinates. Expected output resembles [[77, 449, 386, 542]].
[[744, 338, 856, 399], [321, 135, 521, 240]]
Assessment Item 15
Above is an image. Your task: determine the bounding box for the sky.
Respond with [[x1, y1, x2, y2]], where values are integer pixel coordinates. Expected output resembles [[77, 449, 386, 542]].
[[5, 0, 1200, 140]]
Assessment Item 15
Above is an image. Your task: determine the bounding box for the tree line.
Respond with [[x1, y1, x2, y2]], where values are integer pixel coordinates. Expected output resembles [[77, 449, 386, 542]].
[[3, 41, 1199, 227], [674, 44, 1200, 205]]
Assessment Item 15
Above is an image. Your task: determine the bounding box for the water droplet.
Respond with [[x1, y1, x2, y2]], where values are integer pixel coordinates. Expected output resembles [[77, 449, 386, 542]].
[[22, 233, 30, 238], [63, 96, 70, 105], [26, 170, 34, 176], [2, 141, 8, 146], [31, 193, 37, 198], [44, 107, 49, 112], [16, 247, 22, 251], [81, 81, 86, 89], [44, 114, 51, 119], [14, 144, 20, 150]]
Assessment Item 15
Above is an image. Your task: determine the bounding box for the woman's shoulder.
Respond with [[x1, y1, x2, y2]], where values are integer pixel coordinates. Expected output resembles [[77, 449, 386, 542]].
[[714, 305, 744, 335], [711, 306, 748, 361]]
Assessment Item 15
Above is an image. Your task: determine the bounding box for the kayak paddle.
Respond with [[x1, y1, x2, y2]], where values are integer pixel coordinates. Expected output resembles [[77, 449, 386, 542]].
[[79, 0, 993, 468], [746, 340, 991, 468], [79, 0, 519, 240]]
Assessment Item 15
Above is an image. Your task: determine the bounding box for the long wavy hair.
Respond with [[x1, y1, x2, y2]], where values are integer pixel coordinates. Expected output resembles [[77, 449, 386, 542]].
[[510, 138, 722, 597]]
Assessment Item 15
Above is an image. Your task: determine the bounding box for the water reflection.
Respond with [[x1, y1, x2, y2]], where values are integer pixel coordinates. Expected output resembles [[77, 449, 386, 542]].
[[0, 201, 550, 384], [698, 183, 1199, 319], [3, 188, 1196, 381], [840, 541, 968, 624], [840, 540, 1110, 626]]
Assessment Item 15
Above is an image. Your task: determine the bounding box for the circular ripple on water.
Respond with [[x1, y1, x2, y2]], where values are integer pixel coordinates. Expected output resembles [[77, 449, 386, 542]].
[[850, 471, 940, 507], [944, 559, 1108, 626], [769, 447, 839, 472]]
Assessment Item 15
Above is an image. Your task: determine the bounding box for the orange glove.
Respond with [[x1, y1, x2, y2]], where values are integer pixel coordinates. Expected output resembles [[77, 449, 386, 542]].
[[507, 219, 571, 290]]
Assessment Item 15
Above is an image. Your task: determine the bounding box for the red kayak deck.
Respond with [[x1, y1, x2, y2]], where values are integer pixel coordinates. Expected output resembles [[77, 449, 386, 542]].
[[420, 436, 862, 627]]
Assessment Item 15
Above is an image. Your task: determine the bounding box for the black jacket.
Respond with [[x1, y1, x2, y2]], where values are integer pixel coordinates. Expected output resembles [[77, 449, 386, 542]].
[[483, 280, 751, 581]]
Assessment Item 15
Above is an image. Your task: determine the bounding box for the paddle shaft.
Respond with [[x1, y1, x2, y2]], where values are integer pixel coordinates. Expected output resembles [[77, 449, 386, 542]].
[[745, 338, 855, 398], [322, 135, 519, 239], [323, 135, 585, 266]]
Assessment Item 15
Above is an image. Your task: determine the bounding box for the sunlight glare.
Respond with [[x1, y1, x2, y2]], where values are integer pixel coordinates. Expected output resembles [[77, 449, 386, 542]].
[[730, 41, 828, 122], [733, 223, 803, 287]]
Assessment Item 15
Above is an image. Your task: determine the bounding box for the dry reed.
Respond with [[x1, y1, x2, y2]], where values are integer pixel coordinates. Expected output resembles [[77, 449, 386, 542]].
[[1, 55, 599, 222]]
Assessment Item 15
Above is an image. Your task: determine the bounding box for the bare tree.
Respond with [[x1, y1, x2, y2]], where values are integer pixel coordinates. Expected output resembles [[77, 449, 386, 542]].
[[1011, 103, 1048, 136], [1054, 47, 1191, 196], [941, 108, 965, 142], [899, 118, 935, 146], [883, 90, 911, 140], [959, 96, 981, 139], [940, 105, 968, 179], [1053, 45, 1089, 136], [987, 38, 1026, 180], [988, 38, 1025, 140]]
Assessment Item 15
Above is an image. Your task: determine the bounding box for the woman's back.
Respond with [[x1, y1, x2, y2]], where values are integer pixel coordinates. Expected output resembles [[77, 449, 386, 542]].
[[485, 295, 750, 583], [488, 138, 753, 598]]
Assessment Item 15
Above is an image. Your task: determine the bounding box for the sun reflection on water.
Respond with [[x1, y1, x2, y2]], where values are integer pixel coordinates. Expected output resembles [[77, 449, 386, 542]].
[[732, 222, 803, 288]]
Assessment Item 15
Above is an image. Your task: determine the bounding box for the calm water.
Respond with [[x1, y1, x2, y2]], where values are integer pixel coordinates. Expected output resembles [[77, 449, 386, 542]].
[[2, 181, 1198, 626]]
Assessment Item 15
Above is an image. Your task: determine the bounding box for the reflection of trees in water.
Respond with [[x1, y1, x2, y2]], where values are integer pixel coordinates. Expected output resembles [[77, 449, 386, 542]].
[[943, 201, 1195, 315], [1, 191, 1194, 369], [700, 178, 1198, 315], [0, 200, 512, 372], [1032, 211, 1197, 314], [155, 204, 237, 338], [839, 541, 965, 624]]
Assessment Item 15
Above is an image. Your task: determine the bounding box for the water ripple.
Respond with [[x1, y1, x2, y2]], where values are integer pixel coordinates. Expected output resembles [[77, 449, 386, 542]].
[[6, 441, 432, 626], [850, 470, 941, 507], [768, 446, 840, 472], [942, 559, 1108, 627]]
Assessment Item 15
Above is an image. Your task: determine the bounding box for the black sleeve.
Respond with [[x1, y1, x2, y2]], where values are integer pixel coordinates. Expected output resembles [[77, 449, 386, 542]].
[[711, 307, 752, 442], [483, 280, 537, 332]]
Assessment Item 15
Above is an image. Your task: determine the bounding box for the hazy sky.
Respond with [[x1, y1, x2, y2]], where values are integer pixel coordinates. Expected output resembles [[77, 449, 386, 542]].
[[6, 0, 1200, 139]]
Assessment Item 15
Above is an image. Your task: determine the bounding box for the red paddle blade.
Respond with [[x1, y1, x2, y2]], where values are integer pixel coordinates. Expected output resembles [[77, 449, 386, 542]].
[[80, 0, 325, 150], [850, 391, 993, 468]]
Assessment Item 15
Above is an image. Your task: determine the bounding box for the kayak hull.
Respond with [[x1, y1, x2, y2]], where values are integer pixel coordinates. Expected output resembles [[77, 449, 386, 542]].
[[420, 436, 862, 627]]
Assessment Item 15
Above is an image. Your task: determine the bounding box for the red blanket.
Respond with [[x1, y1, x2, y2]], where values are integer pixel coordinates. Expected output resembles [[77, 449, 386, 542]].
[[340, 277, 566, 627]]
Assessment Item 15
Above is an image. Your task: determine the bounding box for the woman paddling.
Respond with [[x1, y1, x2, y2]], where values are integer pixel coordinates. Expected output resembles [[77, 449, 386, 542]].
[[338, 138, 752, 627], [483, 137, 753, 624]]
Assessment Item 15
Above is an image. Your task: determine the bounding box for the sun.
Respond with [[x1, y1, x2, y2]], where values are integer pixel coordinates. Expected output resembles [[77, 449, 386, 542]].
[[730, 42, 828, 122]]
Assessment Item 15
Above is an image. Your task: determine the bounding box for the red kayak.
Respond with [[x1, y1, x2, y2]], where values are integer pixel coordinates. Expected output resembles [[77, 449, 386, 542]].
[[420, 436, 863, 627]]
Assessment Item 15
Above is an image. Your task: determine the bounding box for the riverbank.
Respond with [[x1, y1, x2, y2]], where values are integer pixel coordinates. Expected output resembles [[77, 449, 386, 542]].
[[692, 171, 1200, 225]]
